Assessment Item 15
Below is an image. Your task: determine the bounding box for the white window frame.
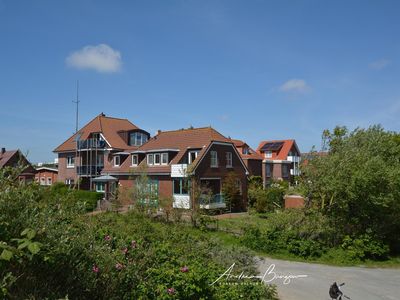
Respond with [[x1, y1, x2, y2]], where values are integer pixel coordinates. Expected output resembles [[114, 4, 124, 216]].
[[226, 152, 233, 168], [40, 177, 46, 185], [154, 153, 161, 165], [131, 154, 138, 166], [147, 154, 154, 165], [66, 156, 75, 168], [95, 182, 105, 192], [188, 151, 199, 164], [161, 153, 168, 165], [47, 177, 52, 185], [210, 151, 218, 168], [114, 156, 120, 167], [265, 151, 272, 158]]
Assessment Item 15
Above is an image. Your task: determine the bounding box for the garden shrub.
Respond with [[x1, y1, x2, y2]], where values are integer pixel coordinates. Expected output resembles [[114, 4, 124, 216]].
[[0, 167, 278, 299]]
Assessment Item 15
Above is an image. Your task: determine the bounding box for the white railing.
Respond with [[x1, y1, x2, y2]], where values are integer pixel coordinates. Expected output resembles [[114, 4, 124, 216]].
[[171, 164, 188, 177], [287, 156, 301, 163], [290, 168, 301, 176]]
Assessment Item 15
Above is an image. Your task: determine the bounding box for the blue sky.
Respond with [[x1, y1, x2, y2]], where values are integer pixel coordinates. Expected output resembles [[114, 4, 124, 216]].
[[1, 0, 399, 163]]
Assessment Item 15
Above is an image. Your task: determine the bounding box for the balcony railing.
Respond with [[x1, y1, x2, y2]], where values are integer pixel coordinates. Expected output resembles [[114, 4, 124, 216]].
[[77, 165, 103, 176], [77, 139, 106, 150], [199, 193, 226, 209], [287, 156, 301, 163]]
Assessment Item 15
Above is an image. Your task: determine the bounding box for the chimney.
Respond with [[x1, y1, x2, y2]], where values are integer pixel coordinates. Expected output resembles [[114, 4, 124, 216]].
[[1, 147, 5, 154]]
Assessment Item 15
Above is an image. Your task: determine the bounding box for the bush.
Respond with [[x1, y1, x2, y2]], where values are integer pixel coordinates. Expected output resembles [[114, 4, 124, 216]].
[[341, 233, 390, 261], [0, 167, 277, 299]]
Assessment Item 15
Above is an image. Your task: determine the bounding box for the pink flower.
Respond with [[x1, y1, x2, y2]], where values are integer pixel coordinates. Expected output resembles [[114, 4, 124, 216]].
[[104, 235, 112, 241], [131, 240, 137, 249], [92, 264, 99, 273], [180, 266, 189, 273], [115, 262, 124, 270], [167, 287, 175, 295], [122, 247, 128, 255]]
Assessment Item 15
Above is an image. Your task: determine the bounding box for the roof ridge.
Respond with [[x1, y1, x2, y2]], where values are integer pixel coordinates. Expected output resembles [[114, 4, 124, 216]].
[[156, 126, 215, 135]]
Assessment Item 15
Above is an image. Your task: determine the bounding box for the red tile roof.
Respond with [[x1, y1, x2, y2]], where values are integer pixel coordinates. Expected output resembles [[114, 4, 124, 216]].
[[54, 113, 144, 152], [256, 139, 299, 160], [102, 127, 232, 174], [231, 139, 263, 160], [0, 150, 18, 168]]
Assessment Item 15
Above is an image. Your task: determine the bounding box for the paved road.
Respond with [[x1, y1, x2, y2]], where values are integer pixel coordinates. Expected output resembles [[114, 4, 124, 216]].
[[256, 257, 400, 300]]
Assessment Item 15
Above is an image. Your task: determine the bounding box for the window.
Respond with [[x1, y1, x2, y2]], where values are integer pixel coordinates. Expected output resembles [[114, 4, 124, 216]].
[[92, 133, 101, 140], [226, 152, 233, 167], [210, 151, 218, 167], [188, 151, 199, 164], [67, 156, 75, 168], [242, 147, 249, 155], [40, 177, 46, 185], [173, 179, 189, 195], [147, 154, 154, 165], [129, 132, 148, 146], [282, 164, 289, 177], [47, 177, 52, 185], [265, 151, 272, 158], [161, 153, 168, 165], [236, 179, 242, 195], [114, 156, 120, 167], [131, 154, 138, 166], [154, 153, 161, 165], [95, 182, 105, 192], [266, 164, 272, 177], [65, 179, 74, 185]]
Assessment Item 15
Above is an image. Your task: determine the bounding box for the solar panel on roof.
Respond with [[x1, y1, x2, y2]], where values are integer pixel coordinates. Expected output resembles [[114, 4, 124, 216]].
[[260, 142, 284, 151]]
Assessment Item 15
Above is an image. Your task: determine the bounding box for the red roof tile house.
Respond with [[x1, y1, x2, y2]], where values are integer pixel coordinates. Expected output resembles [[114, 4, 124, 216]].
[[0, 148, 36, 183], [101, 127, 249, 211], [230, 139, 263, 177], [256, 140, 301, 186], [35, 167, 58, 186], [54, 113, 150, 191]]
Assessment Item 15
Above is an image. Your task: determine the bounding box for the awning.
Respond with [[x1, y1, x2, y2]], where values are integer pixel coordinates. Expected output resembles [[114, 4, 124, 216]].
[[92, 175, 118, 182]]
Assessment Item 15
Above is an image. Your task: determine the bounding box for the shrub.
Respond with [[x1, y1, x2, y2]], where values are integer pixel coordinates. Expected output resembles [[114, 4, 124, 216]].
[[341, 233, 390, 261]]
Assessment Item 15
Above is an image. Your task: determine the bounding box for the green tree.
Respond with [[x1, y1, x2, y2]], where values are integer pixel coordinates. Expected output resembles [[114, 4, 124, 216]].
[[301, 125, 400, 254]]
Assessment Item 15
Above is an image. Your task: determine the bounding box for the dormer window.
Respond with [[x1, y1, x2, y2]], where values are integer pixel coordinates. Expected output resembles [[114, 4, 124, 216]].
[[131, 154, 138, 166], [188, 151, 199, 164], [265, 151, 272, 158], [114, 156, 120, 167], [129, 132, 148, 146], [242, 147, 249, 155], [161, 153, 168, 165], [147, 154, 154, 165], [154, 153, 161, 165]]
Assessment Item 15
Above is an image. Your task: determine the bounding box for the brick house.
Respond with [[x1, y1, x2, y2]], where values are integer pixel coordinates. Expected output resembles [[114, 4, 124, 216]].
[[101, 127, 249, 210], [256, 140, 301, 186], [230, 139, 263, 177], [35, 167, 58, 186], [0, 147, 36, 183], [53, 113, 150, 191]]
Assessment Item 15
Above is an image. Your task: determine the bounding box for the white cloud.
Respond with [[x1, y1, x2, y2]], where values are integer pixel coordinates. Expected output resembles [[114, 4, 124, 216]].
[[369, 59, 390, 70], [279, 79, 310, 93], [66, 44, 122, 73]]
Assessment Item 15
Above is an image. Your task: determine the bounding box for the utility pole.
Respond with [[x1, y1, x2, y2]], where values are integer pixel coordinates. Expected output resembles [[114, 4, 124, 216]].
[[73, 80, 80, 190], [73, 80, 80, 133]]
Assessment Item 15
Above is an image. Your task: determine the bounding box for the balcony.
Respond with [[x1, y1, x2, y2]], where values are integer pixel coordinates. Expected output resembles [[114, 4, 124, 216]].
[[77, 165, 103, 176], [199, 193, 226, 209], [287, 156, 301, 163], [290, 168, 301, 176], [77, 139, 106, 150], [171, 164, 188, 177]]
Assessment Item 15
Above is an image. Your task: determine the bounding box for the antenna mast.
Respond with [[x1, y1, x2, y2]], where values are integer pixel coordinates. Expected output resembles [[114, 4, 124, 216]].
[[73, 80, 80, 133]]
